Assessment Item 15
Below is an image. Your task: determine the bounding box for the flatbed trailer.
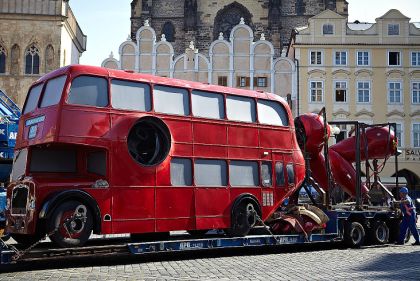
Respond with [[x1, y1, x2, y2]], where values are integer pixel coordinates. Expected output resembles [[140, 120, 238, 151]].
[[1, 208, 410, 265]]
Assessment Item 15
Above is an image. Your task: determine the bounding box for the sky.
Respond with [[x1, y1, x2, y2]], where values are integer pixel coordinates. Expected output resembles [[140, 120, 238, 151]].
[[70, 0, 420, 66]]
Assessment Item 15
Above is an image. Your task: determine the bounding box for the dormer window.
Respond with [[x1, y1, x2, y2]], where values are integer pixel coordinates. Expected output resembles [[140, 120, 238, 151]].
[[388, 24, 399, 35], [323, 24, 334, 35]]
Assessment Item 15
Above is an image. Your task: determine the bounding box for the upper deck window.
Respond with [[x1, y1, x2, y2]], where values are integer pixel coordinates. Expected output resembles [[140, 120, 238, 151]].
[[226, 96, 256, 123], [23, 84, 43, 114], [257, 100, 289, 126], [111, 79, 151, 111], [68, 76, 108, 107], [40, 75, 67, 108], [192, 90, 225, 119], [154, 85, 190, 116]]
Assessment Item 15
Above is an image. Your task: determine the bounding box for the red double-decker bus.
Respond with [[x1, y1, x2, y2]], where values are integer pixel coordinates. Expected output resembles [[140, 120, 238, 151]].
[[6, 65, 305, 247]]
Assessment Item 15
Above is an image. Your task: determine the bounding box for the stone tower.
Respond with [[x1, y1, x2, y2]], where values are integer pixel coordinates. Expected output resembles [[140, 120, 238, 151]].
[[130, 0, 348, 56]]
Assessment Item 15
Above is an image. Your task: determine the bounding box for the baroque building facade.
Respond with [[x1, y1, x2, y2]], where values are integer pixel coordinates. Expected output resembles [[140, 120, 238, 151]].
[[288, 9, 420, 189], [0, 0, 86, 107], [130, 0, 348, 56]]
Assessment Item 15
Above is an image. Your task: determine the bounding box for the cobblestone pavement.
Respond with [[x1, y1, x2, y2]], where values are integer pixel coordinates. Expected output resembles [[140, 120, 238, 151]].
[[1, 240, 420, 281]]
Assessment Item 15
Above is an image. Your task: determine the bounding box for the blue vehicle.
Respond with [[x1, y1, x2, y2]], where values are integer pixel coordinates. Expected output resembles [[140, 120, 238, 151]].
[[0, 90, 20, 184]]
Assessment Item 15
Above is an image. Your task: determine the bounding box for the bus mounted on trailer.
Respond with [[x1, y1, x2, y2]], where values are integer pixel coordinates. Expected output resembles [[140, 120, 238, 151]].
[[6, 65, 305, 248]]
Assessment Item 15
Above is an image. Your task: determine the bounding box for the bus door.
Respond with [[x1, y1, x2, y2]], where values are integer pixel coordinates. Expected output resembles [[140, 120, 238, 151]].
[[272, 153, 290, 205]]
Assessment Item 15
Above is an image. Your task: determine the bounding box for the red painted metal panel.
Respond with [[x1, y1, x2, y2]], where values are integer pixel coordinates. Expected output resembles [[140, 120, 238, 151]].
[[60, 108, 111, 138], [194, 188, 230, 217], [228, 147, 260, 160], [111, 187, 155, 220], [196, 217, 229, 229], [193, 144, 227, 158], [171, 143, 193, 157], [259, 128, 292, 149], [164, 118, 192, 143], [112, 220, 155, 234], [155, 187, 194, 218], [227, 126, 258, 147], [193, 122, 227, 145]]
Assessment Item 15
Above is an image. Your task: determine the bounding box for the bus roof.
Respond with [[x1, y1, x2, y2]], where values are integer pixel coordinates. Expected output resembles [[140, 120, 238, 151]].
[[36, 65, 288, 105]]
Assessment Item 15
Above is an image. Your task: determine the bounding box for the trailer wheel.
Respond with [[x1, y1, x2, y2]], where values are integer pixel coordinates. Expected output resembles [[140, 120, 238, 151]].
[[369, 221, 389, 245], [47, 201, 93, 248], [344, 221, 365, 248], [226, 201, 257, 237]]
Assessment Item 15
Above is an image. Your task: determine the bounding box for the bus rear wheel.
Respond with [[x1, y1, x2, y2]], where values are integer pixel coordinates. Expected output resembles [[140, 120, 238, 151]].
[[47, 201, 93, 248], [226, 201, 257, 237]]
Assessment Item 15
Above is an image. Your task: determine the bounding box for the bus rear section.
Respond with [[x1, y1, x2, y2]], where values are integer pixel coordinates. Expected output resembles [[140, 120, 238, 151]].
[[6, 65, 305, 247]]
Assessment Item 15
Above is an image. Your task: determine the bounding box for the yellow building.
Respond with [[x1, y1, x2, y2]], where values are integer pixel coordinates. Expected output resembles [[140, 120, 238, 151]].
[[288, 9, 420, 189]]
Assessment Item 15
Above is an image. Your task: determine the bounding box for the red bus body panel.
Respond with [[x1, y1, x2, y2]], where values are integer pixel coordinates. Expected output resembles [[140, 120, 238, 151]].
[[9, 65, 305, 236]]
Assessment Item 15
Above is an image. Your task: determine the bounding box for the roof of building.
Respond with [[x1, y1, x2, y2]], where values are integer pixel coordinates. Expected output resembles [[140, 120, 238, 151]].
[[347, 22, 374, 31]]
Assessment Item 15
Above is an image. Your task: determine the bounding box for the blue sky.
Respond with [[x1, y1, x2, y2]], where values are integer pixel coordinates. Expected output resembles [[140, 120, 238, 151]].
[[70, 0, 420, 66]]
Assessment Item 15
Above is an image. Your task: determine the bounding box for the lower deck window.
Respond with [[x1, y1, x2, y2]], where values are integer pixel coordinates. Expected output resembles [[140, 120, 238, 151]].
[[170, 158, 192, 186], [30, 148, 76, 173], [87, 151, 106, 176], [229, 161, 258, 187]]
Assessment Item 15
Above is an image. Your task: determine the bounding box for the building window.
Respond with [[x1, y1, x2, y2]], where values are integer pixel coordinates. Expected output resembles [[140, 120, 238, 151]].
[[388, 51, 401, 66], [411, 52, 420, 66], [388, 82, 402, 104], [413, 124, 420, 148], [310, 51, 322, 65], [237, 76, 250, 87], [413, 82, 420, 104], [218, 76, 227, 86], [256, 77, 267, 87], [335, 51, 347, 65], [309, 81, 323, 102], [357, 51, 369, 66], [25, 44, 40, 74], [0, 45, 6, 73], [357, 81, 371, 103], [388, 24, 399, 35], [394, 123, 403, 148], [334, 81, 347, 102], [162, 21, 175, 42], [323, 24, 333, 35]]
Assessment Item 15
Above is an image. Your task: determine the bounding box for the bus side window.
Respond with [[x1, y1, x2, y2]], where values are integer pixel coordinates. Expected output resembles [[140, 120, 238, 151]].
[[194, 159, 227, 186], [170, 158, 192, 186], [257, 100, 289, 126], [154, 85, 190, 116], [226, 96, 256, 123], [275, 162, 285, 187], [111, 79, 151, 112], [229, 161, 258, 187], [68, 76, 108, 107], [286, 164, 295, 186], [191, 90, 225, 119], [261, 162, 272, 187]]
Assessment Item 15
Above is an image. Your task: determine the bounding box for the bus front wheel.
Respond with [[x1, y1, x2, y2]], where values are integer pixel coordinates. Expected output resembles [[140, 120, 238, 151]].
[[47, 200, 93, 248], [226, 201, 257, 237]]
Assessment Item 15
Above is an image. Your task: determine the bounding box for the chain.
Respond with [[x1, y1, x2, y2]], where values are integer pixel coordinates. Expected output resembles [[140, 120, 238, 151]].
[[11, 228, 58, 262], [252, 210, 282, 245]]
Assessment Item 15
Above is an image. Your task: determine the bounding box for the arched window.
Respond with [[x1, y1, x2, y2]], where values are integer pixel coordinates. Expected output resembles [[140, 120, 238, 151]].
[[45, 45, 54, 73], [323, 23, 334, 35], [162, 22, 175, 42], [213, 2, 252, 40], [0, 45, 6, 74], [10, 44, 20, 75], [25, 44, 40, 74]]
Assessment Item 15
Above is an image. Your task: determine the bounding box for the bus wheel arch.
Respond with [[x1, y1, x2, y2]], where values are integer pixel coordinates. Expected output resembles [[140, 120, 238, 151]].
[[39, 190, 102, 235], [226, 194, 261, 237]]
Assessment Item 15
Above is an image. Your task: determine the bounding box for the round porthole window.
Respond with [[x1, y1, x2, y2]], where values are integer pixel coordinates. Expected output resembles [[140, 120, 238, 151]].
[[127, 117, 171, 166]]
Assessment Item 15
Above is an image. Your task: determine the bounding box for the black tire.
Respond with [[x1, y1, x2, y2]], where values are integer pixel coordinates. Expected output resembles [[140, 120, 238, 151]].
[[344, 221, 365, 248], [47, 201, 93, 248], [11, 233, 43, 247], [226, 201, 258, 237], [369, 221, 389, 245]]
